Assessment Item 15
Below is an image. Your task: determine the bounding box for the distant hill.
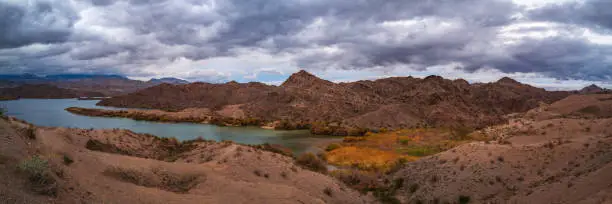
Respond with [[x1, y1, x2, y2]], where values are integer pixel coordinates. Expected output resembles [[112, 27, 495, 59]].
[[0, 84, 105, 99], [0, 74, 189, 96], [148, 77, 190, 85], [579, 84, 610, 94], [98, 70, 571, 130]]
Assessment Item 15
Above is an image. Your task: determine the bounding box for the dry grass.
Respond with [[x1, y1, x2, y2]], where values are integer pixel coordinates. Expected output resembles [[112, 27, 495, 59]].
[[327, 128, 471, 172], [326, 146, 417, 172], [17, 156, 58, 196]]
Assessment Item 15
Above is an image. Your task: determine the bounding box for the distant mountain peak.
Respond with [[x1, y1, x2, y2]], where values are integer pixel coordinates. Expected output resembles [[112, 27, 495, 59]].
[[580, 84, 604, 94], [281, 70, 333, 88], [496, 77, 520, 84], [148, 77, 189, 85]]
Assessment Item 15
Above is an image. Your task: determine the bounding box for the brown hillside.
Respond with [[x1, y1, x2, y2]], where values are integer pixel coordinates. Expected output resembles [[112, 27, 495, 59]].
[[99, 71, 570, 129], [387, 94, 612, 203]]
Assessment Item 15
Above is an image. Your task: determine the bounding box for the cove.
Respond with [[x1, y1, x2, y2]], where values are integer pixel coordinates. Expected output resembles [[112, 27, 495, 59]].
[[0, 99, 340, 154]]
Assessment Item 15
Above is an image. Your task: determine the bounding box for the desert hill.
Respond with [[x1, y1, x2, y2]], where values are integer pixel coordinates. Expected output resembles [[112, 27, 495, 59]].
[[99, 70, 571, 130], [0, 116, 372, 203], [385, 93, 612, 203]]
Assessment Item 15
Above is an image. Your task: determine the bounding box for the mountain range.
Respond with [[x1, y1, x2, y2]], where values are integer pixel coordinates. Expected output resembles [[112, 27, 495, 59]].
[[98, 70, 572, 130], [0, 74, 189, 97]]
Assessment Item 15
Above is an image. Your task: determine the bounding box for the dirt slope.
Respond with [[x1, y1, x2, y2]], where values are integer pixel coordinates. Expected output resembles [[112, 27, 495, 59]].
[[388, 94, 612, 203], [0, 117, 373, 204]]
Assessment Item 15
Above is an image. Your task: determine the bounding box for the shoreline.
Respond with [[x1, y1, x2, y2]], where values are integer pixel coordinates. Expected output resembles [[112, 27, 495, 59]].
[[65, 106, 369, 136]]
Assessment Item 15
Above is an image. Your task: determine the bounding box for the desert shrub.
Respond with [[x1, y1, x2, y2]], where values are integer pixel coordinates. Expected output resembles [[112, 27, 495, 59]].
[[458, 195, 471, 204], [343, 136, 366, 143], [280, 171, 288, 179], [497, 156, 505, 162], [578, 105, 600, 115], [85, 139, 131, 156], [451, 126, 473, 140], [105, 167, 198, 193], [62, 155, 74, 165], [409, 183, 419, 193], [296, 153, 327, 173], [252, 143, 293, 157], [25, 126, 36, 140], [253, 169, 262, 177], [325, 143, 342, 151], [18, 156, 57, 196], [0, 106, 5, 116], [323, 187, 333, 197]]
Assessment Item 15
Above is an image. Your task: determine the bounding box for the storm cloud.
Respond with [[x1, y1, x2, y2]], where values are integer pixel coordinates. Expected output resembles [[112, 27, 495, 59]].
[[0, 0, 611, 88]]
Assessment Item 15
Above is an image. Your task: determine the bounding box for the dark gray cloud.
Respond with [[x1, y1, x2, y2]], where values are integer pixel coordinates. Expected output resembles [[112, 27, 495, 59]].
[[529, 0, 612, 31], [0, 1, 77, 49], [0, 0, 611, 85]]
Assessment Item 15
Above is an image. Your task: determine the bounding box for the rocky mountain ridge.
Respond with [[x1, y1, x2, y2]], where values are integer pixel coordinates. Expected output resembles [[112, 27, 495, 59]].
[[98, 70, 572, 130]]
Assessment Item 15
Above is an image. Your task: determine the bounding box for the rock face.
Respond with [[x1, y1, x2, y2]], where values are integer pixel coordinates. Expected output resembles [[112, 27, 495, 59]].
[[99, 70, 571, 129], [0, 84, 105, 99]]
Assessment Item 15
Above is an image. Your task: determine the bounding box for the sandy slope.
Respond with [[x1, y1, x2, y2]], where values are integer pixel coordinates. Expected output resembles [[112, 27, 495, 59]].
[[0, 117, 373, 204]]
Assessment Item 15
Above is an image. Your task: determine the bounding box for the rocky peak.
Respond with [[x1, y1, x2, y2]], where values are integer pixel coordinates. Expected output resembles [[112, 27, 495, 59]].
[[281, 70, 333, 88], [580, 84, 604, 94]]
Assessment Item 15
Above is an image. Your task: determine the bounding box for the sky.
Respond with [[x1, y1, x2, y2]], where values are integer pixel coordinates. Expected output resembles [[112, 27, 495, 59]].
[[0, 0, 611, 90]]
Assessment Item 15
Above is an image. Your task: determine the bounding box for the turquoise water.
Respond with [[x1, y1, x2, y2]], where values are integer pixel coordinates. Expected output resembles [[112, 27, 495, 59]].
[[0, 99, 339, 154]]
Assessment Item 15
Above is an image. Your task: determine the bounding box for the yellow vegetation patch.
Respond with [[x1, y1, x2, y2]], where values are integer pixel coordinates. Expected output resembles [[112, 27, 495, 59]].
[[326, 127, 483, 172], [326, 146, 417, 171]]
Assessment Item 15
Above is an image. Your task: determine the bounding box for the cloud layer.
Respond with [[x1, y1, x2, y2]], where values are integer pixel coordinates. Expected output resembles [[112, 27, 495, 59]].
[[0, 0, 611, 89]]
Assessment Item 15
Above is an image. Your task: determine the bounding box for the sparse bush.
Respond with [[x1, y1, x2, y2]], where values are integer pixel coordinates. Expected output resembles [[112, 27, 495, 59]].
[[325, 143, 342, 151], [296, 153, 327, 173], [253, 170, 262, 177], [458, 195, 471, 204], [18, 156, 57, 196], [451, 126, 473, 140], [579, 105, 600, 115], [280, 171, 288, 179], [497, 156, 505, 162], [323, 187, 333, 197], [62, 155, 74, 165], [409, 183, 419, 193], [25, 126, 36, 140]]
